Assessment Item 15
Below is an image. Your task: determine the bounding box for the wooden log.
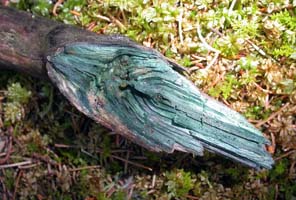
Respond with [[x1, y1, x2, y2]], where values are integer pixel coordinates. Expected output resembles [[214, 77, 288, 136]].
[[0, 6, 146, 76], [0, 6, 274, 169]]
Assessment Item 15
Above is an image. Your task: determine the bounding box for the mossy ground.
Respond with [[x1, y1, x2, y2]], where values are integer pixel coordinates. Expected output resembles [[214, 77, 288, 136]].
[[0, 0, 296, 199]]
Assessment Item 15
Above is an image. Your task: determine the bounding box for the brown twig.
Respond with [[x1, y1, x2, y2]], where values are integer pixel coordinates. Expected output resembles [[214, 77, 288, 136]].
[[0, 127, 13, 165], [259, 4, 295, 14], [87, 22, 96, 31], [124, 151, 130, 173], [256, 103, 290, 128], [0, 160, 33, 169], [289, 161, 295, 178], [69, 165, 101, 172], [12, 170, 23, 200], [53, 0, 64, 16], [54, 143, 153, 171], [70, 10, 81, 16], [210, 27, 223, 37], [94, 14, 110, 22], [109, 155, 152, 171], [146, 189, 155, 195], [266, 132, 276, 154], [18, 163, 40, 169], [127, 184, 134, 200], [107, 14, 126, 30], [31, 153, 58, 166], [106, 184, 116, 198], [121, 10, 127, 25], [186, 194, 200, 199], [253, 82, 274, 94], [196, 25, 221, 72], [177, 0, 184, 44], [275, 150, 296, 161]]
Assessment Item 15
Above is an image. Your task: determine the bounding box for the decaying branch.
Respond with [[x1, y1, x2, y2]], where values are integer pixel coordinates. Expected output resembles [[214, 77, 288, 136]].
[[0, 6, 274, 169]]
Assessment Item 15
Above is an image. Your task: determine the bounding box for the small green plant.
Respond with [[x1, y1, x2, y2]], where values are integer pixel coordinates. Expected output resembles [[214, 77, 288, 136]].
[[12, 0, 53, 17], [165, 169, 194, 199], [4, 82, 31, 125], [272, 44, 295, 58], [269, 159, 288, 181], [56, 0, 87, 24], [7, 82, 31, 104], [4, 102, 24, 124], [208, 74, 239, 99], [112, 190, 126, 200], [180, 56, 192, 67], [31, 0, 53, 17]]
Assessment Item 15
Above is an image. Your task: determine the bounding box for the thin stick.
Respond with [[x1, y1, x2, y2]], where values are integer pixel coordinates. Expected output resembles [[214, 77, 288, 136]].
[[12, 170, 23, 200], [146, 189, 155, 195], [260, 4, 294, 13], [275, 150, 296, 161], [111, 155, 152, 171], [69, 165, 101, 172], [0, 160, 33, 169], [228, 0, 237, 14], [289, 161, 295, 177], [53, 0, 64, 16], [127, 184, 134, 200], [246, 39, 267, 57], [151, 174, 156, 188], [0, 128, 13, 165], [267, 132, 276, 154], [210, 27, 223, 37], [94, 14, 111, 22], [18, 163, 40, 169], [205, 51, 219, 70], [196, 24, 220, 53], [186, 194, 200, 200], [256, 103, 290, 127], [275, 184, 279, 200], [55, 143, 152, 171], [124, 151, 130, 173], [121, 10, 127, 25], [191, 54, 207, 61], [196, 24, 220, 70], [107, 14, 126, 30], [70, 10, 81, 16], [246, 39, 277, 61], [177, 0, 184, 44]]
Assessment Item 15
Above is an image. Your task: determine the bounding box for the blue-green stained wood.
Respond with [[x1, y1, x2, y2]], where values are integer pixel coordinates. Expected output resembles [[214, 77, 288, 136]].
[[47, 42, 274, 169]]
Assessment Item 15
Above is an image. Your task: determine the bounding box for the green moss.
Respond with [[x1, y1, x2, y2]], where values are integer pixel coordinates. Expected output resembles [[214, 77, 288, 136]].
[[4, 102, 24, 125], [56, 0, 87, 24], [7, 82, 31, 104], [11, 0, 53, 17], [112, 190, 126, 200], [270, 10, 296, 30], [180, 56, 192, 67], [208, 74, 239, 99], [272, 44, 295, 58], [269, 159, 288, 181], [165, 169, 194, 199]]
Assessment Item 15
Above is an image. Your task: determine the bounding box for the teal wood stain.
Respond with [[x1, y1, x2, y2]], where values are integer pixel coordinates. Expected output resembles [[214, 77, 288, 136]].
[[47, 42, 274, 169]]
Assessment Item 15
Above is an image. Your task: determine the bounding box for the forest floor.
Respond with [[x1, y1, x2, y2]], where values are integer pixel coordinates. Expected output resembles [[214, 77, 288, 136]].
[[0, 0, 295, 199]]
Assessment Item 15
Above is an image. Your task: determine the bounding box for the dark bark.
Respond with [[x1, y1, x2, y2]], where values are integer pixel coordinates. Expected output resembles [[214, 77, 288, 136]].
[[0, 6, 54, 77], [0, 6, 140, 77]]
